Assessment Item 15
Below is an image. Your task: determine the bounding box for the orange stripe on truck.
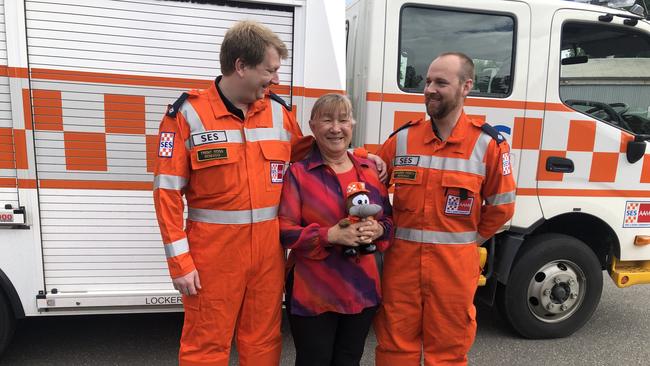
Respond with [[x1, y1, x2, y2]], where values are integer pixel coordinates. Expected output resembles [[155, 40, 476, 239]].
[[365, 91, 571, 111], [39, 179, 152, 190]]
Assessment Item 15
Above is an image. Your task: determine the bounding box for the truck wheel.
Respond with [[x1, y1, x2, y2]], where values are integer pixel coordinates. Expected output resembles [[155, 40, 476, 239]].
[[0, 290, 15, 356], [497, 233, 603, 338]]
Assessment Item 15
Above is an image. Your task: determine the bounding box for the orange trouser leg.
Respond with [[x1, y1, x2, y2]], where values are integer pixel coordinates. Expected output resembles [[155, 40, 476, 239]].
[[236, 236, 284, 366], [178, 223, 250, 366], [422, 244, 480, 366], [178, 282, 246, 366], [375, 240, 423, 366]]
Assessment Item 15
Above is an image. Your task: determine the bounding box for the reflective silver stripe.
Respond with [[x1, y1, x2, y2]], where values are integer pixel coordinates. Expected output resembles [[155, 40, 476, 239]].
[[271, 97, 284, 129], [395, 127, 409, 156], [395, 227, 477, 244], [243, 99, 291, 142], [187, 205, 278, 224], [486, 190, 516, 205], [245, 128, 291, 142], [394, 155, 486, 176], [154, 174, 188, 190], [164, 238, 190, 258], [393, 125, 489, 176], [470, 133, 493, 164], [180, 101, 204, 135]]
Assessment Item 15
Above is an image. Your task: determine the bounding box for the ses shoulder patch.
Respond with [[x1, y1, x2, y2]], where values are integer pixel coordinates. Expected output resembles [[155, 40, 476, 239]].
[[502, 152, 511, 175], [158, 132, 175, 158]]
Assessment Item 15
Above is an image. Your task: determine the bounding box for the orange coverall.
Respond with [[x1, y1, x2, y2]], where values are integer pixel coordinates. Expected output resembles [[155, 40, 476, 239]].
[[375, 112, 516, 366], [153, 82, 303, 366]]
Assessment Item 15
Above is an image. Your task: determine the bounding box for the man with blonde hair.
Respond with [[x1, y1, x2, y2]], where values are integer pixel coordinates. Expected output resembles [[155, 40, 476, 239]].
[[153, 20, 303, 366]]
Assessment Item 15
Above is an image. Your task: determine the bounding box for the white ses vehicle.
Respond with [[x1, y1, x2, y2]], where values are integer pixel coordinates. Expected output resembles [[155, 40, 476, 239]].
[[0, 0, 347, 355], [346, 0, 650, 339]]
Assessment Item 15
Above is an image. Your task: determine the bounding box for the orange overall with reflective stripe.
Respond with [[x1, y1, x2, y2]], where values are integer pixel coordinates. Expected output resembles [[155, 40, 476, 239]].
[[375, 112, 516, 366], [153, 82, 303, 366]]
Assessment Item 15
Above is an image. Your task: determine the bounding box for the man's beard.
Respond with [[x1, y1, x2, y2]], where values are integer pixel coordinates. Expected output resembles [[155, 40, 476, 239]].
[[426, 90, 463, 120]]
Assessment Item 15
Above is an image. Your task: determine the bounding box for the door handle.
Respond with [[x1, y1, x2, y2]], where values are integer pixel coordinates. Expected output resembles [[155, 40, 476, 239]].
[[546, 157, 574, 173]]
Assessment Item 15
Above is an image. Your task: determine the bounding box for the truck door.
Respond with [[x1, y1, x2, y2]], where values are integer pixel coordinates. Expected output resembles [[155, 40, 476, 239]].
[[375, 0, 530, 188], [0, 0, 27, 228], [540, 9, 650, 261], [23, 0, 295, 300]]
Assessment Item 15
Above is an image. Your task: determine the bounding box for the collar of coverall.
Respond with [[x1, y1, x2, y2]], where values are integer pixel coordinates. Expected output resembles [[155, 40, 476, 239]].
[[424, 110, 471, 145], [208, 75, 269, 121], [305, 143, 371, 172]]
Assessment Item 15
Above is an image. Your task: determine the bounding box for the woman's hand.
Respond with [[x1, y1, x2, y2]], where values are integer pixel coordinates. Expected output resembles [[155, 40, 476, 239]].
[[357, 218, 384, 242], [328, 222, 369, 247]]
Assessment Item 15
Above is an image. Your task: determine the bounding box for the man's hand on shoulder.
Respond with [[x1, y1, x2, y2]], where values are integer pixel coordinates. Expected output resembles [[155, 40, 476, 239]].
[[368, 153, 388, 183]]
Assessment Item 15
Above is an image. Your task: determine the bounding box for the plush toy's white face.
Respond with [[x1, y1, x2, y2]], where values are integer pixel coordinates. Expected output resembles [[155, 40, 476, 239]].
[[351, 193, 370, 206]]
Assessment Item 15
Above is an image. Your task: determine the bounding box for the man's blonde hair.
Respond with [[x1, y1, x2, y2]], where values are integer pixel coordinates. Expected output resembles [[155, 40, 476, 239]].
[[220, 20, 288, 75]]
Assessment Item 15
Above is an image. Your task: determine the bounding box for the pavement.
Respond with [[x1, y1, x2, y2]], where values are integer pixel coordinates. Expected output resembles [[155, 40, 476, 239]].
[[1, 273, 648, 366]]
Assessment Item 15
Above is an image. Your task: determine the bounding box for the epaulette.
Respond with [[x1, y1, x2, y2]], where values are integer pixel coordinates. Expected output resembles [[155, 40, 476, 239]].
[[269, 92, 292, 111], [480, 123, 506, 145], [166, 92, 190, 118], [389, 120, 417, 138]]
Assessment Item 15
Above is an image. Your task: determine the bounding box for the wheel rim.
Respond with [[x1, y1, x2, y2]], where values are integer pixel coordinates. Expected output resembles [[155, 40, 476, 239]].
[[526, 260, 586, 323]]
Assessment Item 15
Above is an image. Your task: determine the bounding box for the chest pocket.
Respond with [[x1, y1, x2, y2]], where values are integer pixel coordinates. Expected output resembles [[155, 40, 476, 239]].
[[390, 167, 424, 213], [260, 141, 291, 191], [190, 143, 241, 196], [441, 172, 483, 217]]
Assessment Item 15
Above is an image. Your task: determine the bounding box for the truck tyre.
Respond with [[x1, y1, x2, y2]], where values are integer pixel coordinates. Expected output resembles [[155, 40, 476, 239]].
[[497, 233, 603, 338], [0, 290, 15, 357]]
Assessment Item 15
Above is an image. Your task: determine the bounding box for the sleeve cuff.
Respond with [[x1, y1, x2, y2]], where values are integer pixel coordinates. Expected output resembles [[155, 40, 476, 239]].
[[318, 227, 333, 248]]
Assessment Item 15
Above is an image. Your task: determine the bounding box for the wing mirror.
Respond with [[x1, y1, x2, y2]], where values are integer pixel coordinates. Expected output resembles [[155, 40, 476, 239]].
[[626, 134, 650, 163]]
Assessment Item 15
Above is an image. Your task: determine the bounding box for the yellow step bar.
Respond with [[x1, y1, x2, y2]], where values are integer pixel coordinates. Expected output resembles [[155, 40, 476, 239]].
[[610, 256, 650, 288], [478, 247, 487, 286]]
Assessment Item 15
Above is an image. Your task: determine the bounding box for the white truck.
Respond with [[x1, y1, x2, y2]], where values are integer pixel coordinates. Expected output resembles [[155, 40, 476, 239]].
[[346, 0, 650, 339], [0, 0, 346, 355], [2, 0, 650, 357]]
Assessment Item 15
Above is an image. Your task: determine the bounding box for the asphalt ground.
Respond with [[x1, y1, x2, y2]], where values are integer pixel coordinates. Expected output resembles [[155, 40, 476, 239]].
[[1, 273, 648, 366]]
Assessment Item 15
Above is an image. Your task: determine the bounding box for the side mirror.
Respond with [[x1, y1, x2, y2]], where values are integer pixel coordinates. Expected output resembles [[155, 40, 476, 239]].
[[561, 55, 588, 65], [626, 134, 650, 164]]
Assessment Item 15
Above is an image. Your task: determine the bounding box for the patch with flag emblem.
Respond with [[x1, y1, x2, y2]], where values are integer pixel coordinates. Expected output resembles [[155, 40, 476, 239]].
[[445, 194, 474, 216], [502, 152, 511, 176], [159, 132, 175, 158], [270, 161, 286, 183]]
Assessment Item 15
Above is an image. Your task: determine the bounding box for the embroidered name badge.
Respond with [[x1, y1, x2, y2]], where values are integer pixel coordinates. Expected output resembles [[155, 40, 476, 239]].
[[270, 161, 286, 183], [158, 132, 175, 158], [502, 152, 511, 176], [445, 194, 474, 216], [192, 130, 228, 147], [394, 155, 420, 166], [197, 148, 228, 162], [393, 170, 417, 180]]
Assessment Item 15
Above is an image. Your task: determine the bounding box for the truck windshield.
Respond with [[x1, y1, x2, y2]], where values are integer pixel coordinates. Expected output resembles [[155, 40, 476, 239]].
[[398, 5, 515, 97], [560, 21, 650, 135]]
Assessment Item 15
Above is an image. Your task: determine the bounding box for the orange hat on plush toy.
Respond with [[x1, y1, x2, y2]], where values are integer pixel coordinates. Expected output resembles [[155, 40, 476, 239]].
[[346, 182, 369, 198]]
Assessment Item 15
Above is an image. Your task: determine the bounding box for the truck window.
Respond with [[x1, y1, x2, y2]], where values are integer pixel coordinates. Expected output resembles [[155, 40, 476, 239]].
[[560, 22, 650, 135], [398, 5, 515, 97]]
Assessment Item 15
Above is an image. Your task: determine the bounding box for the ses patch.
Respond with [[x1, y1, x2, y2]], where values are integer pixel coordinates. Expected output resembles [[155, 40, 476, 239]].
[[192, 130, 228, 146], [445, 194, 474, 216], [502, 152, 511, 176], [623, 201, 650, 228], [394, 155, 420, 167], [270, 161, 287, 183], [158, 132, 175, 158], [197, 148, 228, 162]]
